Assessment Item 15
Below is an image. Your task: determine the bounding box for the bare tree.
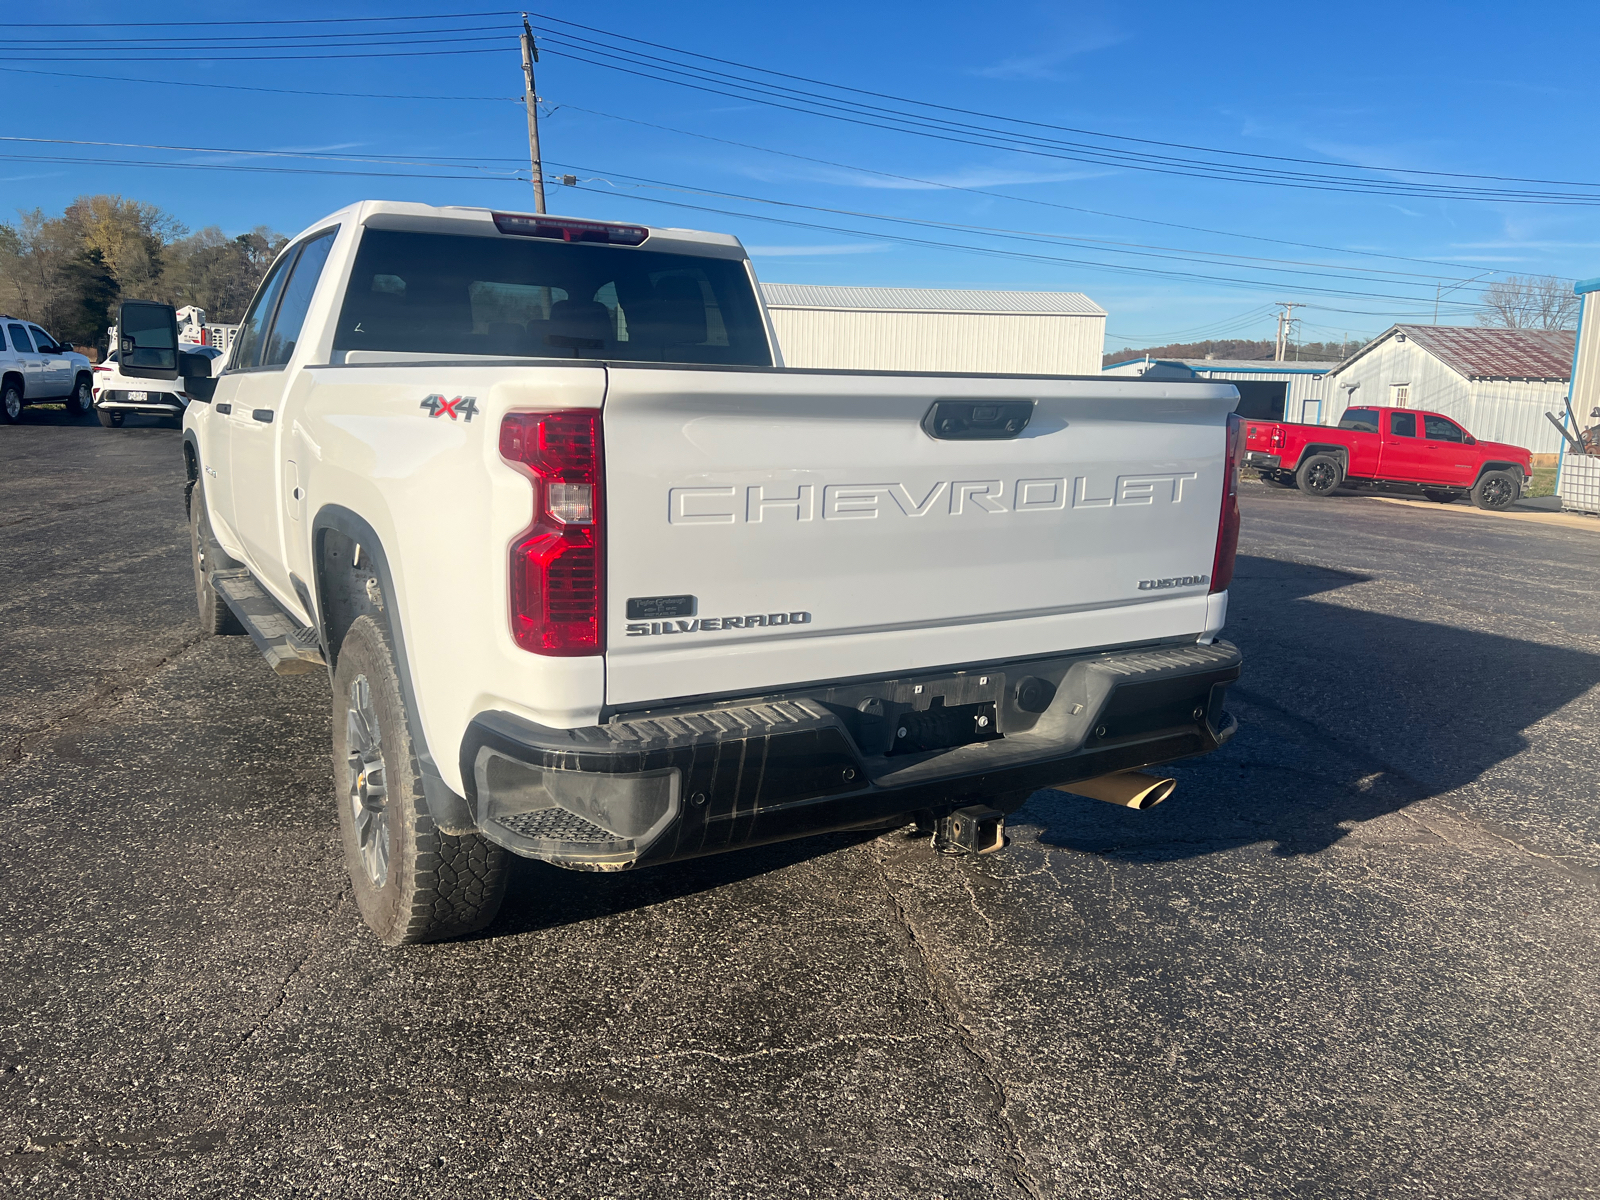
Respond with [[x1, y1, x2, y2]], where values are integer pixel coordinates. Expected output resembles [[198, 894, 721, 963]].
[[1476, 274, 1579, 330]]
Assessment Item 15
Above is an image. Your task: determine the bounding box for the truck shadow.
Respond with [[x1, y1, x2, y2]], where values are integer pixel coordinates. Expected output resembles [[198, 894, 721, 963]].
[[490, 829, 885, 937], [1024, 553, 1600, 860]]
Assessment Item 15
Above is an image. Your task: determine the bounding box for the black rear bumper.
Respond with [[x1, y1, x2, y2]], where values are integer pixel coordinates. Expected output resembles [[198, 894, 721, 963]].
[[461, 639, 1241, 870]]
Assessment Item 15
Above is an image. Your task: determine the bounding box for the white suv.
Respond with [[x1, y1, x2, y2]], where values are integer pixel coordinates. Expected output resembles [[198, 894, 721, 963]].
[[0, 317, 94, 423], [93, 343, 223, 427]]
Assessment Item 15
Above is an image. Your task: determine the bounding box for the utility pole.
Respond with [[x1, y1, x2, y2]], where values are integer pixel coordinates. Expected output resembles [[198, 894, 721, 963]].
[[520, 15, 545, 214], [1273, 302, 1302, 362]]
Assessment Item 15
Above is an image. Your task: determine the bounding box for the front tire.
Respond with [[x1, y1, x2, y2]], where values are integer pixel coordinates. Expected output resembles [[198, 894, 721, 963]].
[[1, 383, 22, 424], [1471, 470, 1520, 511], [65, 375, 93, 417], [1296, 454, 1343, 498], [189, 479, 245, 635], [332, 615, 510, 945]]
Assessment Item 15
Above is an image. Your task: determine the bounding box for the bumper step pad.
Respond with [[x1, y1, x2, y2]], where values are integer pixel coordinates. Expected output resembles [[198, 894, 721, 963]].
[[211, 569, 325, 675]]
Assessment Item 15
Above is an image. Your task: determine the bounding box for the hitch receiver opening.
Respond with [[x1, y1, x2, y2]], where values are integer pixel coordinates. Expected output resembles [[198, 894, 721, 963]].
[[933, 805, 1006, 855]]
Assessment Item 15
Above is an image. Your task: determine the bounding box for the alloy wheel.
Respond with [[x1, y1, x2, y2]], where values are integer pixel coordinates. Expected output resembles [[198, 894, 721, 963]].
[[345, 674, 391, 887]]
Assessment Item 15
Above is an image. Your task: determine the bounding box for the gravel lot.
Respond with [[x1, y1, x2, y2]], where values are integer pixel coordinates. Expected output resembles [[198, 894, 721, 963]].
[[3, 411, 1597, 1198]]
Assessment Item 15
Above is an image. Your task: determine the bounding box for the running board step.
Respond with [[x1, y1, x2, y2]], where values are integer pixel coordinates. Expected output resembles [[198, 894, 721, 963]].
[[211, 569, 326, 675]]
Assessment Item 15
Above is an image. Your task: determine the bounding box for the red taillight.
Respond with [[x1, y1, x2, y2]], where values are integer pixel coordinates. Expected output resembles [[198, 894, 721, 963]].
[[491, 212, 649, 246], [1271, 425, 1286, 450], [500, 410, 603, 655], [1211, 413, 1242, 594]]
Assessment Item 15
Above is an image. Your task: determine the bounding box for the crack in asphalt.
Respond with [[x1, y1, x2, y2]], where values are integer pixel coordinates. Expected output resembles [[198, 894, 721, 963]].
[[1, 631, 207, 777], [871, 839, 1048, 1200]]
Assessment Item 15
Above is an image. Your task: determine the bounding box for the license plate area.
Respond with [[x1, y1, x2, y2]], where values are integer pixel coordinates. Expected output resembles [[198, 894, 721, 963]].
[[128, 390, 148, 402]]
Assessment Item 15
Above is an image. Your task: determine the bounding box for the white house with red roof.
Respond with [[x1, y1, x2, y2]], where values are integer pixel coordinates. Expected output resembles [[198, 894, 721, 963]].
[[1325, 325, 1574, 457]]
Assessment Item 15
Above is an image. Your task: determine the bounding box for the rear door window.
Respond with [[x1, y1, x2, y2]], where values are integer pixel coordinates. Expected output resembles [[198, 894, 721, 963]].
[[7, 324, 33, 353], [1423, 415, 1464, 443], [1390, 412, 1417, 437], [1337, 408, 1380, 432], [261, 229, 337, 367], [230, 250, 295, 371], [334, 228, 772, 366]]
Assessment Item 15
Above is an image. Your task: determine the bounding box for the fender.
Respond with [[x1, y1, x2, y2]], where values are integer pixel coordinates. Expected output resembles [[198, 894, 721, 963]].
[[1295, 443, 1350, 471], [311, 504, 477, 835]]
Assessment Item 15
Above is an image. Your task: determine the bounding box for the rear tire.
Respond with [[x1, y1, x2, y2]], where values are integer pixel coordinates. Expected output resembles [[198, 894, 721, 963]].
[[1, 383, 22, 424], [1295, 454, 1343, 498], [189, 479, 245, 635], [332, 615, 510, 946], [97, 408, 124, 428], [65, 375, 93, 417], [1471, 470, 1519, 511], [1422, 489, 1457, 504]]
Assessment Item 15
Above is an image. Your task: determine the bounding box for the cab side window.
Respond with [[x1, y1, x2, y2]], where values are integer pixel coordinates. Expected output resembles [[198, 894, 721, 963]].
[[1389, 411, 1417, 437], [1424, 415, 1464, 443], [230, 251, 295, 371], [29, 328, 60, 353], [261, 230, 337, 368]]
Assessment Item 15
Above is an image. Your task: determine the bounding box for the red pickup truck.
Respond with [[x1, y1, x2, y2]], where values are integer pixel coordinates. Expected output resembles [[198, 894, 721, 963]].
[[1244, 405, 1533, 510]]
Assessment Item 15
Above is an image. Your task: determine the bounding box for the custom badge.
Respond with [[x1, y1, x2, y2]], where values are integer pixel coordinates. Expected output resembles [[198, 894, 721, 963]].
[[420, 394, 479, 422]]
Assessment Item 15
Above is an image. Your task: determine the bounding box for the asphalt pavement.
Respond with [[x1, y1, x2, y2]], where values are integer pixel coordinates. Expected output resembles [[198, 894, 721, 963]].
[[2, 411, 1597, 1198]]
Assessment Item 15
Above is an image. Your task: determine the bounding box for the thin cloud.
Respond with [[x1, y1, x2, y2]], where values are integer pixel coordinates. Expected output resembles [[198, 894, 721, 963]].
[[747, 243, 891, 256], [972, 29, 1127, 80]]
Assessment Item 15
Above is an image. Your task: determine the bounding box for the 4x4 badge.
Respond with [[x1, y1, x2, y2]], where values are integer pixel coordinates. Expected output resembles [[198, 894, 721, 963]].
[[420, 394, 479, 422]]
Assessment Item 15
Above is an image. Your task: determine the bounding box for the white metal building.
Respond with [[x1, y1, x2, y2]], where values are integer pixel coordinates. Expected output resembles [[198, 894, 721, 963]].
[[760, 284, 1106, 375], [1324, 325, 1574, 456], [1103, 356, 1338, 422]]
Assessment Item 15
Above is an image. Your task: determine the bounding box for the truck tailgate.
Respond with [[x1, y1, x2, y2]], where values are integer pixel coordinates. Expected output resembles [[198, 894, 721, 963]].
[[602, 366, 1238, 706]]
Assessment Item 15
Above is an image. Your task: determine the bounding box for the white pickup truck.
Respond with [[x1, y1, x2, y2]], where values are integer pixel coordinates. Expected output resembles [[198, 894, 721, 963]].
[[122, 201, 1243, 946]]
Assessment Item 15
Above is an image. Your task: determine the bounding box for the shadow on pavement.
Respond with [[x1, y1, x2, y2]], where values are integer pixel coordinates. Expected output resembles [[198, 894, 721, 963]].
[[488, 828, 885, 937], [1024, 553, 1600, 860]]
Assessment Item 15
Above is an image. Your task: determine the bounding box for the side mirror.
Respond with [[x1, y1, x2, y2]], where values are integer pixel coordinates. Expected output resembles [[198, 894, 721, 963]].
[[116, 300, 180, 381], [1465, 436, 1476, 445]]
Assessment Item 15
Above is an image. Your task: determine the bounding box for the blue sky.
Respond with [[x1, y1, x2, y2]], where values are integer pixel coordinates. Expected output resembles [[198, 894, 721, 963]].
[[4, 0, 1598, 351]]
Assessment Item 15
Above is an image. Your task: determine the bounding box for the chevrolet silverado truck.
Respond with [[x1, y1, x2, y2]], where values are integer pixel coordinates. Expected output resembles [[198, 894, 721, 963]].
[[1245, 405, 1533, 509], [124, 201, 1244, 946]]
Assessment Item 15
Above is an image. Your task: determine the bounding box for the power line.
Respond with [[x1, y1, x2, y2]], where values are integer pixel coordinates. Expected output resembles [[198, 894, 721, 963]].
[[525, 10, 1600, 192], [557, 104, 1508, 275], [2, 10, 519, 27], [0, 64, 520, 102]]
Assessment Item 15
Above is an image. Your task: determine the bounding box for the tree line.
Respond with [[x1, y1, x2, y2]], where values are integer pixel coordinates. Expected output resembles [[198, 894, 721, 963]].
[[0, 194, 285, 351]]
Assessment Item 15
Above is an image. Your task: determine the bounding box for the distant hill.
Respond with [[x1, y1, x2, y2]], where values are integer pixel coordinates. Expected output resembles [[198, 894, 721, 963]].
[[1103, 337, 1362, 368]]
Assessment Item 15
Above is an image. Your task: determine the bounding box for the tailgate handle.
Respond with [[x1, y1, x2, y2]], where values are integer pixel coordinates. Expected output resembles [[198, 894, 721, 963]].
[[922, 400, 1033, 440]]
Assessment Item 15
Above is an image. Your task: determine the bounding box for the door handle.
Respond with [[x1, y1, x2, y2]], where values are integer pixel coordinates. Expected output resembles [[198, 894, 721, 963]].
[[252, 409, 274, 423], [215, 403, 232, 415]]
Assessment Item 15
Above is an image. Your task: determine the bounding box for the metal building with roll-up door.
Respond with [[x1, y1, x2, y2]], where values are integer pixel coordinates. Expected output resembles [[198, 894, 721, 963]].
[[1103, 357, 1338, 423], [759, 283, 1107, 375]]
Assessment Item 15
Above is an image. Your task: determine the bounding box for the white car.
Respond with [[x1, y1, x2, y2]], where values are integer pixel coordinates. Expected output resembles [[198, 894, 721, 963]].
[[93, 343, 223, 427], [0, 316, 94, 423]]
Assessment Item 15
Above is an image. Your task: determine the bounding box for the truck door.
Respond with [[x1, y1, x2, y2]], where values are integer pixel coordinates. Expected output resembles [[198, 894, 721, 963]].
[[208, 249, 294, 556], [1420, 414, 1477, 486], [1378, 410, 1428, 481], [5, 323, 45, 398], [224, 228, 337, 598]]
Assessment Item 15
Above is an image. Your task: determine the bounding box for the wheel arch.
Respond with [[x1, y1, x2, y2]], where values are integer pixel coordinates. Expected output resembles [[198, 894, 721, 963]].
[[1475, 460, 1524, 482], [2, 370, 23, 398], [311, 504, 475, 834], [181, 432, 201, 517], [1296, 443, 1350, 472]]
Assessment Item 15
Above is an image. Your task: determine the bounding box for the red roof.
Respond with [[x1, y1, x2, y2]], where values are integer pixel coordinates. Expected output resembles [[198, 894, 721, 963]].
[[1399, 325, 1574, 380]]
